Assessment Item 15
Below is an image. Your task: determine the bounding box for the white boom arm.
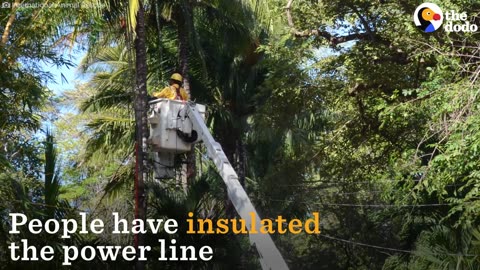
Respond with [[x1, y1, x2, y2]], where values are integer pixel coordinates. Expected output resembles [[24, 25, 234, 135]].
[[185, 103, 289, 270]]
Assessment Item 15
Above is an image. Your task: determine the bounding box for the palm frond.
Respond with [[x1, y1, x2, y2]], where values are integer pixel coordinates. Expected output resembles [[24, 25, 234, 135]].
[[128, 0, 140, 33], [84, 112, 135, 162], [44, 129, 60, 217]]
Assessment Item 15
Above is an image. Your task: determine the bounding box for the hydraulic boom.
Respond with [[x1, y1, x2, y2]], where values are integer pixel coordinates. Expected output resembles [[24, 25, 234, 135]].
[[185, 103, 289, 270]]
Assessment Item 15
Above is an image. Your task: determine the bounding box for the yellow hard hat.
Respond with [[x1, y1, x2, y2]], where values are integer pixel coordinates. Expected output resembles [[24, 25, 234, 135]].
[[170, 73, 183, 82]]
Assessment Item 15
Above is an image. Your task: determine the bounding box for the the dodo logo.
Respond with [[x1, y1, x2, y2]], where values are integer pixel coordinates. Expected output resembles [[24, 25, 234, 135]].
[[414, 3, 443, 33]]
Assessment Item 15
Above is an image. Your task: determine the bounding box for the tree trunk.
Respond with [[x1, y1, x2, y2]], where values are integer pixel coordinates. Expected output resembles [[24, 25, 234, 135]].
[[1, 0, 20, 45], [177, 5, 191, 98], [0, 0, 21, 63], [154, 0, 164, 81], [177, 4, 196, 186], [236, 139, 247, 187], [133, 1, 148, 270]]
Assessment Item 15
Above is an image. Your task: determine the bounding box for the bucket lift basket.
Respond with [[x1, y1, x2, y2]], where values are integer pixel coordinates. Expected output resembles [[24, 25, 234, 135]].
[[147, 98, 206, 178]]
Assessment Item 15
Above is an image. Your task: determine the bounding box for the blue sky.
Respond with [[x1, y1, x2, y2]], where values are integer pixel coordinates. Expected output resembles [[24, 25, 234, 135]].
[[38, 48, 87, 135], [42, 49, 86, 95]]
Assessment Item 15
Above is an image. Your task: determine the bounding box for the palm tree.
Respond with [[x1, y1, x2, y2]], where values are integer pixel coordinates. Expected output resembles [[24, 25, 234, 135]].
[[0, 130, 83, 269], [80, 0, 270, 186], [79, 44, 136, 166], [131, 2, 149, 268], [410, 225, 480, 269], [146, 167, 259, 269]]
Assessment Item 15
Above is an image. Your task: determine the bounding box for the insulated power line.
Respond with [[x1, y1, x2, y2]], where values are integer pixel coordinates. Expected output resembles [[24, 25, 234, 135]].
[[279, 180, 464, 187], [319, 234, 414, 253], [318, 234, 479, 257], [278, 182, 466, 196], [268, 198, 472, 208]]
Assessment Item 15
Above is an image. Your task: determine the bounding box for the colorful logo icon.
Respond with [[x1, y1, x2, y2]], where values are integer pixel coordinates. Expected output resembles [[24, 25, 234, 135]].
[[414, 3, 443, 33]]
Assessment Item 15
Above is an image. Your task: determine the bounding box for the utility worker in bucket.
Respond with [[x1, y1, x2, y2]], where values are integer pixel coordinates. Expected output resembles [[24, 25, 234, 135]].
[[152, 73, 189, 101]]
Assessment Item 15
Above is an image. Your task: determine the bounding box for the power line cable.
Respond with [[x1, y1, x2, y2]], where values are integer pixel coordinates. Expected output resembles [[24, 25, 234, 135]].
[[318, 234, 479, 257], [275, 183, 465, 197], [278, 181, 464, 189], [267, 198, 473, 208], [319, 234, 414, 253]]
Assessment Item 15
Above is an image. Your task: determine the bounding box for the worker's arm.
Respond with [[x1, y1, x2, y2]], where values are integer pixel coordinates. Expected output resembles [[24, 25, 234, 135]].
[[180, 88, 189, 101], [152, 87, 173, 99]]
